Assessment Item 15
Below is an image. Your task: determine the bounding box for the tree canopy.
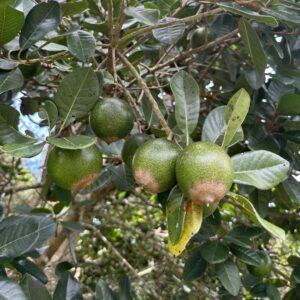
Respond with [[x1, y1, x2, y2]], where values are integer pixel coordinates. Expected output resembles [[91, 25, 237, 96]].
[[0, 0, 300, 299]]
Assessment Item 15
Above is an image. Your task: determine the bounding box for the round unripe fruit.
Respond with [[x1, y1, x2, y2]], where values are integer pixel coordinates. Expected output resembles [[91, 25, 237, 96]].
[[132, 138, 180, 193], [190, 27, 206, 49], [122, 134, 152, 169], [176, 142, 233, 205], [47, 145, 102, 190], [248, 252, 272, 278], [90, 97, 134, 143]]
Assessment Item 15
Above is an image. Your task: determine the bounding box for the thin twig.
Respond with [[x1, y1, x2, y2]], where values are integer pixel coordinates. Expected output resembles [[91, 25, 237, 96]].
[[1, 183, 43, 194]]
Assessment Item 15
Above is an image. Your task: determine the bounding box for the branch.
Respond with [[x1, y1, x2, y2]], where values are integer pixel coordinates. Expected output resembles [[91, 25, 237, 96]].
[[119, 7, 224, 45], [1, 183, 43, 193], [117, 52, 174, 139]]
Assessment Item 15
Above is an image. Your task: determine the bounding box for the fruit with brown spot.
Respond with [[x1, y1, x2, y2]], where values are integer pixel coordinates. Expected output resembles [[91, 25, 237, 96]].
[[132, 138, 181, 193], [176, 142, 233, 205], [47, 145, 102, 190]]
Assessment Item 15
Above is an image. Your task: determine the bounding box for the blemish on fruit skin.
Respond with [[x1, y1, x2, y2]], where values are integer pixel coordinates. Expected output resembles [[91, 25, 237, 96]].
[[189, 181, 227, 205], [72, 173, 99, 190], [134, 169, 161, 193]]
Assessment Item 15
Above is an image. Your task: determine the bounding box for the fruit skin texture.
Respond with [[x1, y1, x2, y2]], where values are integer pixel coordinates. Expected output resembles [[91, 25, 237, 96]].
[[190, 27, 206, 48], [247, 252, 272, 278], [90, 97, 134, 143], [176, 142, 233, 205], [47, 145, 102, 190], [132, 138, 181, 193], [122, 134, 152, 169]]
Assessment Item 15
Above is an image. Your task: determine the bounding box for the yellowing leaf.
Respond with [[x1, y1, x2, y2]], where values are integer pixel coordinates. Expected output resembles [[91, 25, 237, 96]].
[[168, 201, 203, 256]]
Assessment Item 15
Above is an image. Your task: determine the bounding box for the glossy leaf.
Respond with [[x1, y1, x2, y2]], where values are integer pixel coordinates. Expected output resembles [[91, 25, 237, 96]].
[[0, 68, 24, 95], [0, 104, 33, 145], [0, 59, 19, 70], [2, 141, 45, 158], [47, 135, 96, 150], [61, 0, 88, 16], [183, 250, 207, 282], [0, 278, 27, 300], [21, 274, 51, 300], [124, 6, 160, 25], [231, 150, 290, 189], [216, 259, 241, 296], [277, 94, 300, 115], [199, 241, 229, 264], [230, 244, 262, 266], [55, 68, 99, 128], [168, 202, 203, 257], [0, 215, 56, 259], [166, 185, 185, 245], [228, 192, 285, 239], [0, 0, 14, 8], [39, 101, 58, 129], [20, 1, 62, 50], [67, 30, 96, 62], [218, 3, 278, 27], [202, 106, 244, 147], [222, 88, 250, 148], [53, 272, 83, 300], [152, 17, 185, 44], [96, 280, 114, 300], [170, 70, 200, 138], [239, 18, 267, 76], [119, 274, 131, 300], [0, 6, 24, 46], [109, 164, 135, 192]]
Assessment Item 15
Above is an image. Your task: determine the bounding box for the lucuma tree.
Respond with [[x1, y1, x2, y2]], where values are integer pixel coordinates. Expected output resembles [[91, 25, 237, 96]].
[[0, 0, 300, 299]]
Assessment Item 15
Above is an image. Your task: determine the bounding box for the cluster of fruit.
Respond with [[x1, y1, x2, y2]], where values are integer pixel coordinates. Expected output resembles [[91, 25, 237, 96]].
[[47, 97, 233, 207]]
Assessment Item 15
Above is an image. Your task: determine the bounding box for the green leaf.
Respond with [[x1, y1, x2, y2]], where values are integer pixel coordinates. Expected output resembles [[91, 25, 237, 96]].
[[228, 192, 285, 239], [12, 258, 48, 284], [39, 101, 58, 129], [109, 164, 135, 192], [216, 259, 241, 296], [230, 244, 262, 266], [61, 221, 84, 233], [21, 274, 51, 300], [199, 241, 229, 264], [277, 94, 300, 115], [61, 0, 88, 16], [227, 225, 263, 248], [119, 274, 131, 300], [282, 176, 300, 205], [0, 104, 33, 145], [0, 6, 24, 46], [53, 272, 83, 300], [183, 250, 207, 282], [0, 215, 56, 259], [47, 135, 96, 150], [202, 106, 244, 147], [20, 1, 62, 50], [0, 0, 14, 8], [67, 30, 96, 62], [55, 68, 99, 128], [152, 17, 185, 44], [96, 280, 114, 300], [231, 150, 290, 189], [261, 7, 300, 26], [239, 18, 267, 76], [124, 6, 160, 25], [170, 70, 200, 139], [218, 3, 278, 27], [0, 59, 19, 70], [0, 68, 24, 95], [2, 141, 45, 158], [166, 185, 185, 245], [0, 278, 27, 300], [266, 284, 281, 300], [222, 88, 250, 148]]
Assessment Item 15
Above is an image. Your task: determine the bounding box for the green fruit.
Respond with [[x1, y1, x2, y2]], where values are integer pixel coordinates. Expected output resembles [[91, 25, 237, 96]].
[[248, 252, 272, 278], [90, 97, 134, 143], [176, 142, 233, 205], [132, 138, 180, 193], [190, 27, 206, 48], [47, 145, 102, 190], [122, 134, 152, 168]]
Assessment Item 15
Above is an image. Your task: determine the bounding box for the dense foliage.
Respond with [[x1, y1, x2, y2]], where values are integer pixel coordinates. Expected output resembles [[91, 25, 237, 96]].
[[0, 0, 300, 299]]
